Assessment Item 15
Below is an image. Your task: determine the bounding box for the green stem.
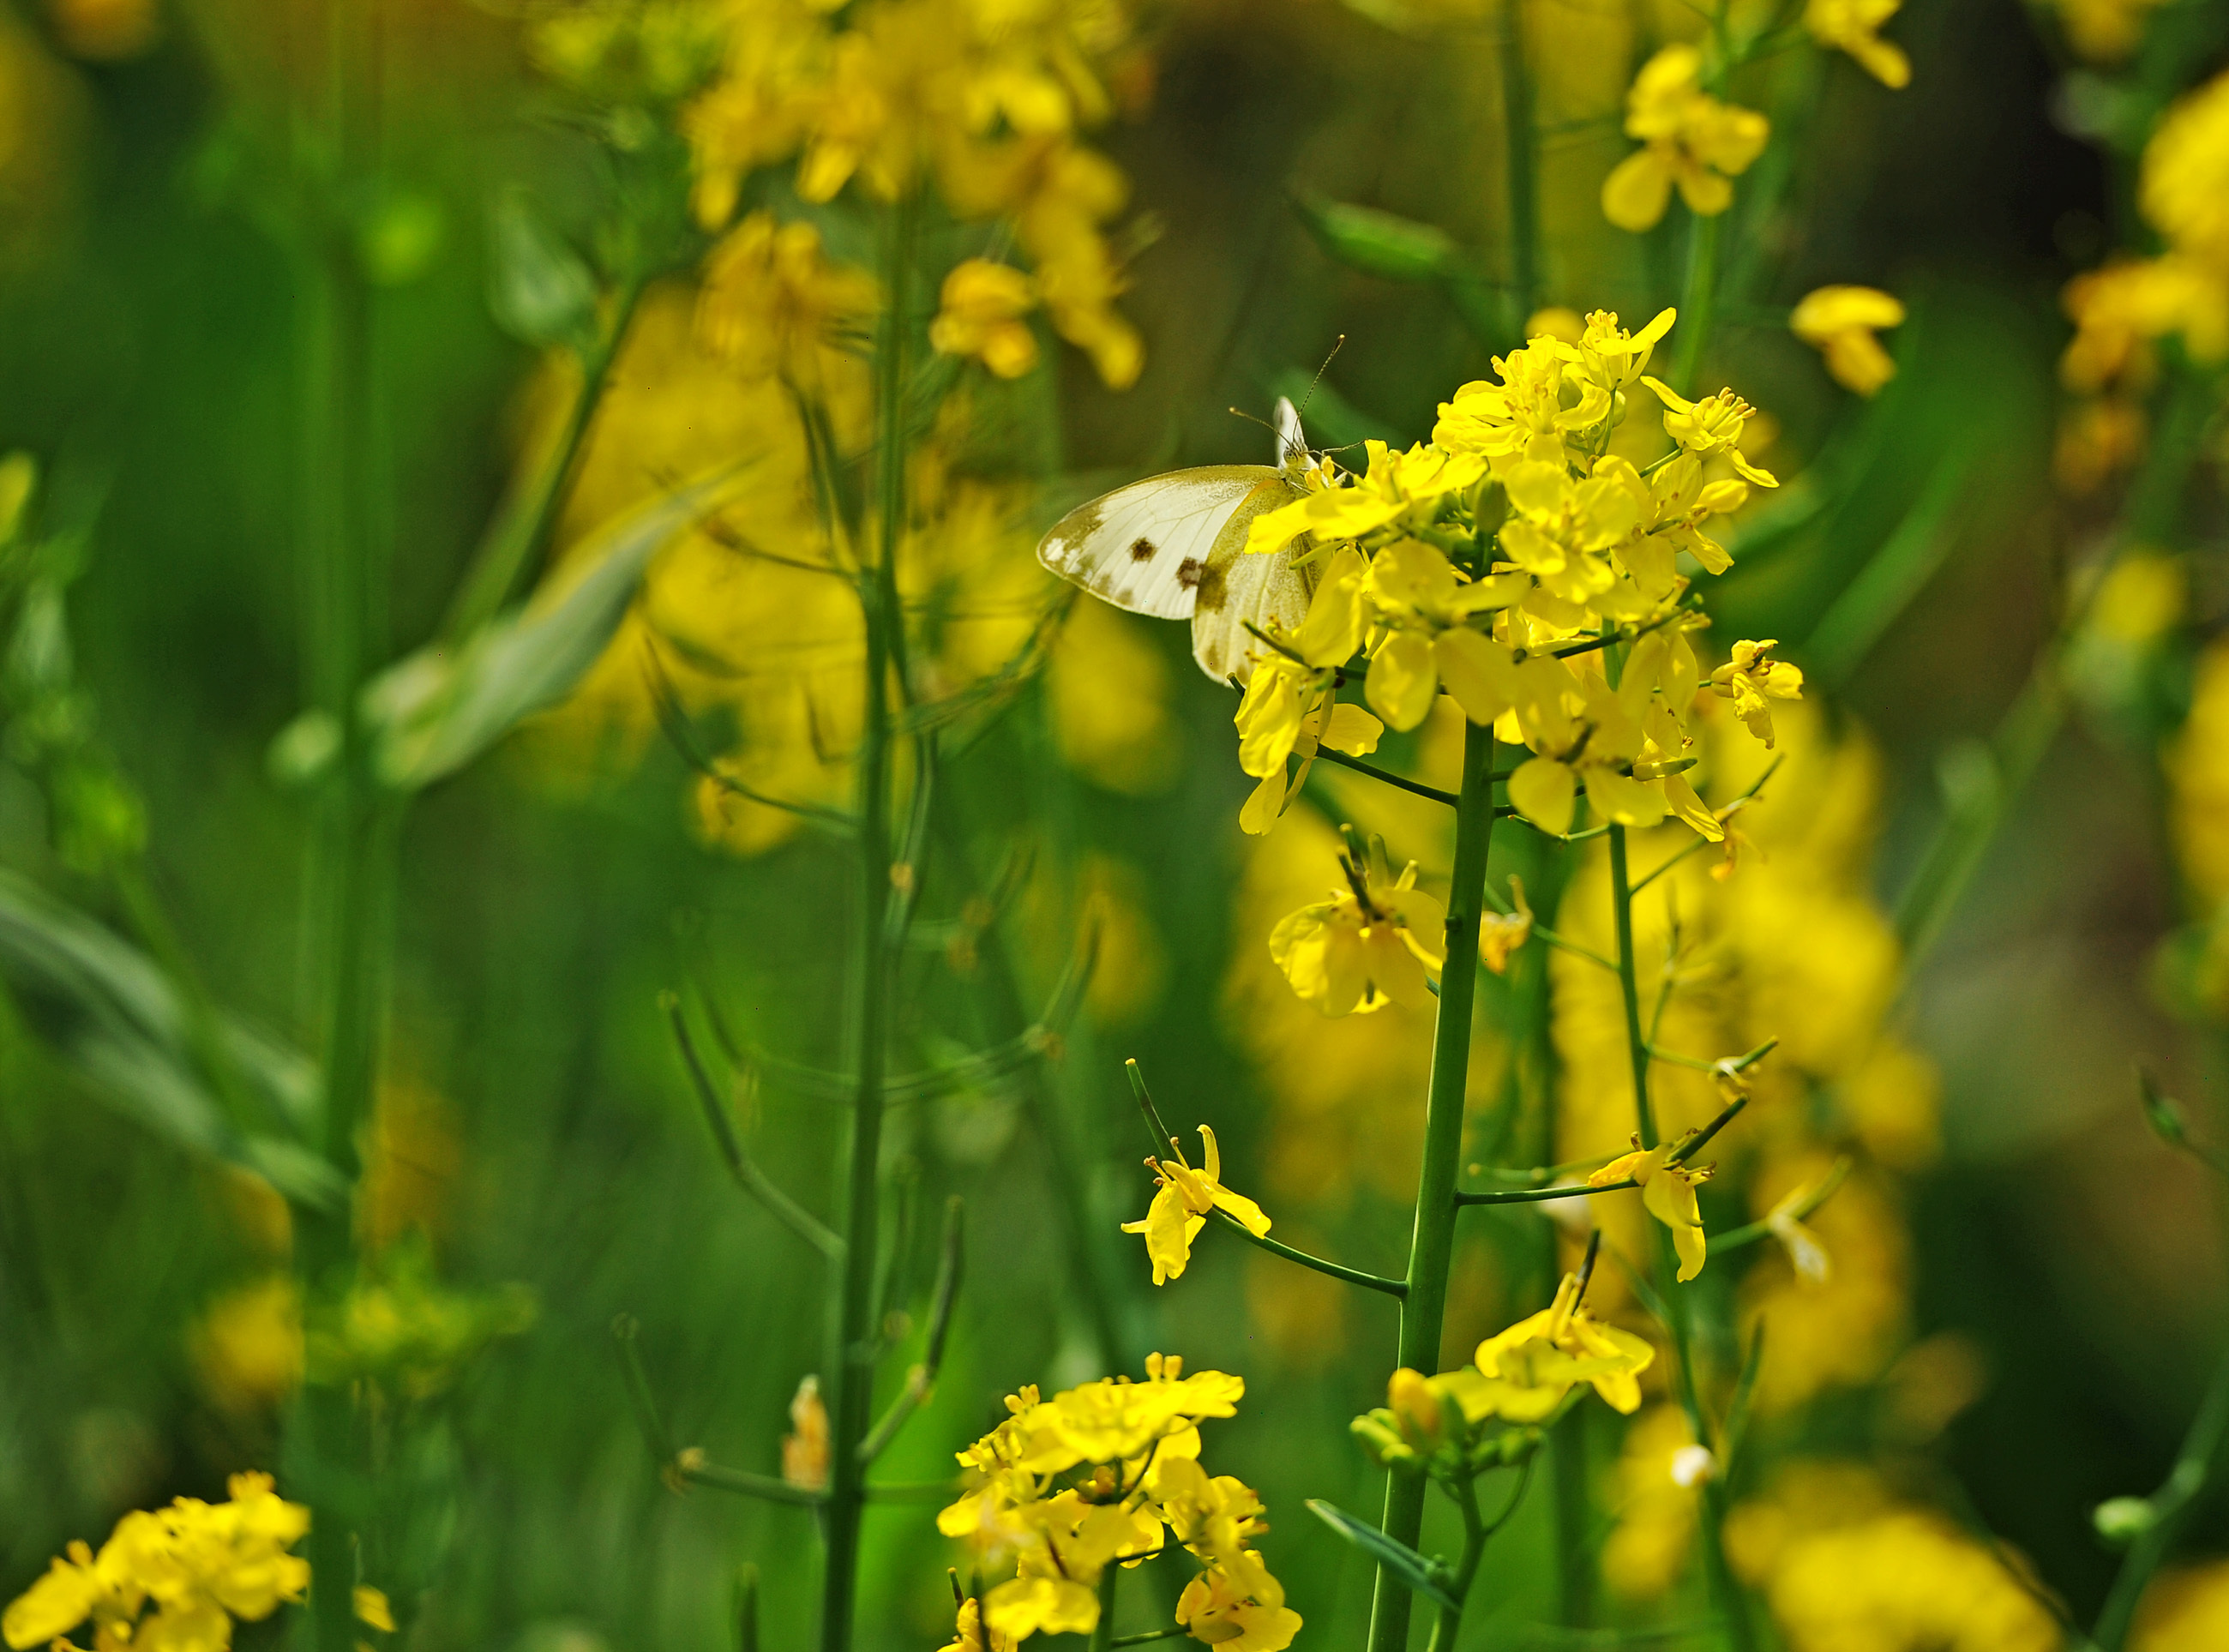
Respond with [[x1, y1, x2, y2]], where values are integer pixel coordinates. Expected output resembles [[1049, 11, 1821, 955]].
[[818, 194, 916, 1652], [1216, 1209, 1408, 1297], [1497, 0, 1541, 329], [1365, 723, 1499, 1652], [2094, 1341, 2229, 1650], [1608, 826, 1755, 1652], [1313, 745, 1459, 807], [1087, 1562, 1121, 1652], [1424, 1474, 1489, 1652], [1671, 212, 1721, 395], [441, 275, 644, 642]]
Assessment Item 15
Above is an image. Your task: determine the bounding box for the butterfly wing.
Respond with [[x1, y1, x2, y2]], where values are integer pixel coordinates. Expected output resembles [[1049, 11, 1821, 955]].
[[1189, 478, 1316, 684], [1037, 465, 1283, 620]]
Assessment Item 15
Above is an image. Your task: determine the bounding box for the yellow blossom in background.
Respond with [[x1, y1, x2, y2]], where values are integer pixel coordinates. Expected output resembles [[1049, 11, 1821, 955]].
[[939, 1597, 1018, 1652], [3, 1474, 309, 1652], [1727, 1466, 2059, 1651], [1469, 1268, 1655, 1415], [1523, 305, 1584, 344], [358, 1076, 463, 1254], [1122, 1125, 1272, 1285], [1046, 601, 1179, 793], [782, 1374, 830, 1490], [930, 260, 1040, 378], [2085, 550, 2186, 646], [2166, 639, 2229, 904], [1601, 1406, 1703, 1598], [1590, 1135, 1712, 1281], [1601, 46, 1769, 232], [1741, 1156, 1911, 1413], [2052, 0, 2163, 58], [189, 1276, 304, 1414], [2133, 1559, 2229, 1649], [1480, 875, 1533, 973], [353, 1589, 394, 1635], [1268, 844, 1446, 1015], [1709, 640, 1805, 747], [1790, 285, 1906, 395], [697, 212, 879, 388], [2139, 68, 2229, 270], [1804, 0, 1910, 87]]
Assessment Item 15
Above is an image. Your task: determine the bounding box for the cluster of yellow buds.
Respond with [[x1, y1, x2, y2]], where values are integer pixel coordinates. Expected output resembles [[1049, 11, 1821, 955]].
[[936, 1355, 1299, 1650]]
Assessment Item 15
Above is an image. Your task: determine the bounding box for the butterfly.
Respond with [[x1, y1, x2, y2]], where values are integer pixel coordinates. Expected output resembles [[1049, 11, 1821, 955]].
[[1037, 398, 1325, 684]]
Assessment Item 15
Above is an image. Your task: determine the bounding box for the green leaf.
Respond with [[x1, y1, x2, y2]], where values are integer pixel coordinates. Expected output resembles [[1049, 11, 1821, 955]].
[[367, 470, 736, 790], [0, 870, 339, 1206], [1304, 1499, 1458, 1611], [487, 192, 598, 348], [1293, 195, 1459, 285]]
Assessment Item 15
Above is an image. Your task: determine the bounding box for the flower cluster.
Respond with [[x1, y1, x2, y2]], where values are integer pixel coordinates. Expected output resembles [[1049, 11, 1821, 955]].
[[683, 0, 1149, 387], [3, 1475, 310, 1652], [2058, 66, 2229, 491], [1601, 47, 1768, 233], [936, 1356, 1299, 1651]]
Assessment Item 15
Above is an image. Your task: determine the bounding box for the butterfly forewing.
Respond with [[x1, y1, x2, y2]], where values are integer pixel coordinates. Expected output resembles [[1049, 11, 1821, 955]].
[[1036, 465, 1280, 621]]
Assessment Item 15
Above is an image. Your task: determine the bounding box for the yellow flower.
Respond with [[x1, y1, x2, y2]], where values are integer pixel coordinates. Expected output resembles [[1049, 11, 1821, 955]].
[[696, 212, 879, 387], [1639, 378, 1780, 487], [1232, 569, 1387, 832], [1175, 1566, 1302, 1652], [1709, 640, 1805, 748], [1601, 46, 1769, 232], [939, 1596, 1017, 1652], [1803, 0, 1910, 87], [2141, 68, 2229, 270], [1505, 676, 1669, 837], [1790, 286, 1905, 396], [1433, 340, 1610, 468], [2061, 255, 2229, 392], [782, 1374, 831, 1490], [1268, 845, 1447, 1014], [1243, 440, 1487, 559], [1469, 1267, 1656, 1415], [1361, 546, 1527, 731], [1480, 875, 1534, 974], [188, 1277, 304, 1414], [1122, 1126, 1274, 1286], [983, 1576, 1101, 1641], [1590, 1135, 1714, 1281], [4, 1475, 312, 1652], [930, 260, 1041, 378], [1496, 457, 1645, 613], [352, 1589, 394, 1635], [2052, 0, 2162, 61], [1764, 1179, 1834, 1287]]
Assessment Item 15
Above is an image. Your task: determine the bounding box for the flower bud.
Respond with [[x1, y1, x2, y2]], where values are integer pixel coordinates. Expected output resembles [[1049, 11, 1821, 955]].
[[2092, 1496, 2156, 1546], [1388, 1367, 1444, 1451]]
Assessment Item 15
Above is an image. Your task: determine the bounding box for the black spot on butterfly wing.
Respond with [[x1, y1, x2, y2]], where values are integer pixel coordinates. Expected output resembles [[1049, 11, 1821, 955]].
[[1188, 559, 1229, 612], [1129, 537, 1157, 561]]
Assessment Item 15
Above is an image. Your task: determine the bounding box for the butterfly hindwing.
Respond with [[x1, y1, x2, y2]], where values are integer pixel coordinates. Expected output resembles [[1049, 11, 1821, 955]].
[[1190, 482, 1313, 684], [1036, 465, 1283, 621]]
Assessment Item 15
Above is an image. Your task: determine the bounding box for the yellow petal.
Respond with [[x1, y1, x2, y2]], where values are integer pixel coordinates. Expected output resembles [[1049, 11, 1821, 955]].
[[1508, 756, 1577, 835], [1364, 631, 1439, 731], [1601, 148, 1674, 232]]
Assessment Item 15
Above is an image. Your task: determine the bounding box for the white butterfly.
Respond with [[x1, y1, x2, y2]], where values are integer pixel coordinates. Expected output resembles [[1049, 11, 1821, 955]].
[[1037, 398, 1325, 684]]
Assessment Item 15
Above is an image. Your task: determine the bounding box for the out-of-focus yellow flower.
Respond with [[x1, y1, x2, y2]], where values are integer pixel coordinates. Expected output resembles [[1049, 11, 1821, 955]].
[[1601, 1407, 1702, 1599], [2168, 639, 2229, 904], [1709, 640, 1805, 748], [1469, 1267, 1655, 1415], [1590, 1135, 1712, 1282], [930, 260, 1041, 378], [2062, 256, 2229, 393], [1790, 286, 1905, 395], [352, 1589, 394, 1635], [939, 1596, 1018, 1652], [1804, 0, 1909, 87], [1727, 1466, 2059, 1652], [2133, 1558, 2229, 1649], [1601, 46, 1768, 232], [189, 1277, 304, 1415], [1047, 601, 1178, 793], [2141, 69, 2229, 271], [3, 1475, 309, 1652], [1122, 1126, 1273, 1286], [2052, 0, 2163, 59], [46, 0, 158, 59], [698, 212, 880, 387], [2054, 395, 2147, 495], [1740, 1156, 1910, 1413], [782, 1374, 830, 1490], [1480, 876, 1533, 974], [1524, 305, 1585, 344], [358, 1077, 461, 1254], [2087, 551, 2186, 646], [1268, 845, 1446, 1015]]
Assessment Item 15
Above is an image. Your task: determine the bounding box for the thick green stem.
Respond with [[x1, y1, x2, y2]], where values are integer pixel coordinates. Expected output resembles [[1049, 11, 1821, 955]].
[[1424, 1476, 1489, 1652], [1608, 826, 1756, 1652], [1365, 723, 1499, 1652], [2094, 1341, 2229, 1650], [1087, 1563, 1121, 1652], [818, 195, 916, 1652], [1496, 0, 1541, 328], [1670, 213, 1721, 395]]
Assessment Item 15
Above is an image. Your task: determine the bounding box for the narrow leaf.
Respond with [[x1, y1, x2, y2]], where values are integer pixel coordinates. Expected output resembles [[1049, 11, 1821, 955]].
[[1292, 195, 1459, 285], [1304, 1498, 1458, 1610]]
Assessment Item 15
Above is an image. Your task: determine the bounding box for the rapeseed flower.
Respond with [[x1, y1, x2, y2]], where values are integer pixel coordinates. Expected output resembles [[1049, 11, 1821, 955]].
[[1804, 0, 1911, 87], [1709, 640, 1805, 748], [930, 260, 1040, 378], [1641, 379, 1780, 487], [2140, 68, 2229, 270], [1122, 1126, 1273, 1285], [1790, 286, 1906, 395], [1433, 339, 1609, 469], [1601, 46, 1769, 232], [1268, 844, 1446, 1014], [1590, 1135, 1712, 1281], [696, 213, 879, 388], [1469, 1267, 1655, 1415]]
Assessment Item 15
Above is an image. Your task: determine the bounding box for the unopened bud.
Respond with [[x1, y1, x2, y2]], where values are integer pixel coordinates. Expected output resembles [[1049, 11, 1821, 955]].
[[1388, 1367, 1443, 1450], [2093, 1496, 2155, 1546]]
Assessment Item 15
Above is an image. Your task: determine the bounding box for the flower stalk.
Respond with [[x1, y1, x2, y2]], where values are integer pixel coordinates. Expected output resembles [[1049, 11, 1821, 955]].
[[1364, 722, 1499, 1652]]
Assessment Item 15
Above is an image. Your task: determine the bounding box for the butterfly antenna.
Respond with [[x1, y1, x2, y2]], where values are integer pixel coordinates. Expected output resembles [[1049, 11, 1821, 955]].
[[1296, 335, 1346, 424], [1228, 405, 1282, 438]]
